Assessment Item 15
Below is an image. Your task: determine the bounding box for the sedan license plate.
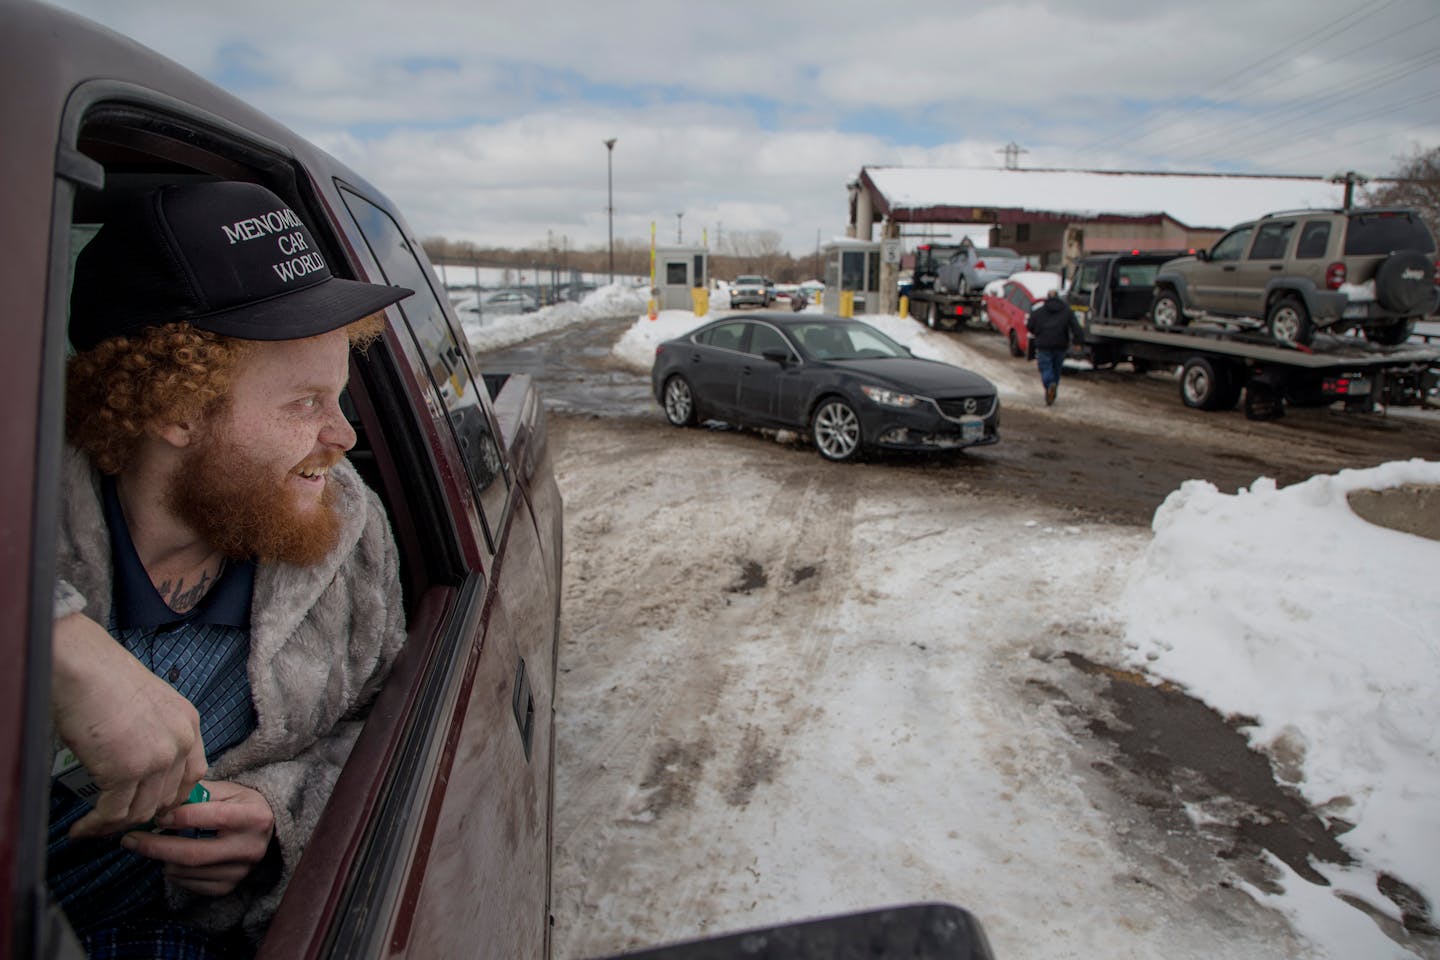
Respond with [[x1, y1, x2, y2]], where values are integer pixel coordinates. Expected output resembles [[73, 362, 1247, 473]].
[[962, 420, 984, 442]]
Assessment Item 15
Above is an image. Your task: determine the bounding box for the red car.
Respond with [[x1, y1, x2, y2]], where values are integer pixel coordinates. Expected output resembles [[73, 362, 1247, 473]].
[[982, 272, 1064, 357]]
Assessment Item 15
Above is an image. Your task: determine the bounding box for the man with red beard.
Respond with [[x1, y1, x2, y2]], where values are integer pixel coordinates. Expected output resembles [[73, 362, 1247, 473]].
[[50, 180, 412, 956]]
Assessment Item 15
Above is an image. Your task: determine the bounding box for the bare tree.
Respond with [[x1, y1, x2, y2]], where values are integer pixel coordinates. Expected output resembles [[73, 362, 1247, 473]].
[[1363, 145, 1440, 240]]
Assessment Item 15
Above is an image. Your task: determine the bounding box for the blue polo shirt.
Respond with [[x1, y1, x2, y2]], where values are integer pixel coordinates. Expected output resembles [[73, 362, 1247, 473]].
[[48, 476, 258, 939]]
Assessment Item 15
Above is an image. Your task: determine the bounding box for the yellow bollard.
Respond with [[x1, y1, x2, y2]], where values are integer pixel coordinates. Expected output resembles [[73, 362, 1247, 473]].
[[839, 290, 854, 318], [899, 294, 909, 319], [691, 287, 709, 317]]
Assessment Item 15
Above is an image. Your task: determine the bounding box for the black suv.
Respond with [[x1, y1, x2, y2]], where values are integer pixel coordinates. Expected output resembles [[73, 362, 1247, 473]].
[[1151, 208, 1438, 346]]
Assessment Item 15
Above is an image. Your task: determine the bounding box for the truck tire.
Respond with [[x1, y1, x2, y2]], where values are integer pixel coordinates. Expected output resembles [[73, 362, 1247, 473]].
[[1152, 289, 1186, 330], [1364, 318, 1415, 346], [1179, 356, 1241, 410], [1266, 295, 1313, 346], [926, 301, 938, 329], [1374, 250, 1434, 314]]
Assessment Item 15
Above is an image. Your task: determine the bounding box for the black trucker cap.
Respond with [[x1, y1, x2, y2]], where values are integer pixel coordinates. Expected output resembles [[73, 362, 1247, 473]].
[[69, 180, 413, 352]]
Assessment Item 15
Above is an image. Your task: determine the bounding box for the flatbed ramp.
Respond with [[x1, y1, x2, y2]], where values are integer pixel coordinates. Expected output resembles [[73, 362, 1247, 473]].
[[1079, 320, 1440, 418], [1087, 321, 1440, 368]]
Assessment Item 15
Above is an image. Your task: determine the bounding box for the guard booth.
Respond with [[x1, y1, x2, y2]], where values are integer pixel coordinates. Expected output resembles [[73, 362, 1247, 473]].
[[654, 245, 709, 311], [821, 239, 881, 315]]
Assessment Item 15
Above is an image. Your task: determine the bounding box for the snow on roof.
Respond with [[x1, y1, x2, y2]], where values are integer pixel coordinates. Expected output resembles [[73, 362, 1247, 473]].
[[863, 166, 1350, 231], [1003, 270, 1063, 300]]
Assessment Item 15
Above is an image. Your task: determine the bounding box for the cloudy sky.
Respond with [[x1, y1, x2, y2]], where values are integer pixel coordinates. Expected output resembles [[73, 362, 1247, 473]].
[[47, 0, 1440, 256]]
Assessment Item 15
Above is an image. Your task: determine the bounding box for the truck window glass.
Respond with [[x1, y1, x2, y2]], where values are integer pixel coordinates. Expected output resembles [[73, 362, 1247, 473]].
[[1296, 222, 1331, 259], [1248, 222, 1294, 260], [1114, 264, 1160, 288], [1075, 264, 1101, 295], [1344, 214, 1437, 256], [1211, 228, 1252, 262], [340, 188, 508, 548]]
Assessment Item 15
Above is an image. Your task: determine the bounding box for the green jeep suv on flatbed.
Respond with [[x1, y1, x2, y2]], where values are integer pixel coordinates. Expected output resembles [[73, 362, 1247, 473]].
[[1151, 208, 1438, 346]]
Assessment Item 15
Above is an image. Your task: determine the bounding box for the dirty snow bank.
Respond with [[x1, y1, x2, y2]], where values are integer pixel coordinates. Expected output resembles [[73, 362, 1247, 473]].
[[1121, 458, 1440, 955], [461, 282, 647, 353]]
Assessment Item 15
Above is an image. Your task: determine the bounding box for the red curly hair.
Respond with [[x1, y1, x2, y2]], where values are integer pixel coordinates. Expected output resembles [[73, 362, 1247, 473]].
[[66, 313, 385, 475]]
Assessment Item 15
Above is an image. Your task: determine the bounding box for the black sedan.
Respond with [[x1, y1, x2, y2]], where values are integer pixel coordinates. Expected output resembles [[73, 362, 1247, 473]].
[[651, 313, 999, 461]]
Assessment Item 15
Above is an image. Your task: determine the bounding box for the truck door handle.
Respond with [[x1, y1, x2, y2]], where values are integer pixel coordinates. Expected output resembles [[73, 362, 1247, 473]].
[[1269, 264, 1283, 271]]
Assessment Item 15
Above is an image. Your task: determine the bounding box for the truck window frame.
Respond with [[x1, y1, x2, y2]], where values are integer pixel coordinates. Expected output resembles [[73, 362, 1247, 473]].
[[29, 80, 472, 956]]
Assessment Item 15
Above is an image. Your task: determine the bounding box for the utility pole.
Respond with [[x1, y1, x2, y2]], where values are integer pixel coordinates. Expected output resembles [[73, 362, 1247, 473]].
[[604, 138, 617, 283], [1329, 170, 1369, 209], [676, 211, 684, 243], [999, 141, 1028, 170]]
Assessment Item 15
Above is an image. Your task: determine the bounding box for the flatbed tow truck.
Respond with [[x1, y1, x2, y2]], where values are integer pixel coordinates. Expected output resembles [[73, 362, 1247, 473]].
[[903, 243, 986, 331], [1067, 250, 1440, 420], [1079, 319, 1440, 419]]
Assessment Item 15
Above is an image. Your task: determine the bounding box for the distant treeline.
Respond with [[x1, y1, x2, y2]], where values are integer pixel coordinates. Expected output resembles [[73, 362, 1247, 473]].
[[420, 228, 825, 284]]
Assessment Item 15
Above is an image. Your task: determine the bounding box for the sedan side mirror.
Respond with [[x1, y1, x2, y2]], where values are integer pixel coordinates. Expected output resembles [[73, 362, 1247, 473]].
[[761, 348, 793, 366]]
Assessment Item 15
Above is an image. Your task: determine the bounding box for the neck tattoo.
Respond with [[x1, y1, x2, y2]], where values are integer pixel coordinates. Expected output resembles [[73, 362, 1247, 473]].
[[156, 560, 224, 614]]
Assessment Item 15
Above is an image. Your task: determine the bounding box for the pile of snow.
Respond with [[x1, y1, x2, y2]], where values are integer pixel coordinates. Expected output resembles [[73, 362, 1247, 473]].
[[1121, 459, 1440, 953], [462, 282, 648, 354], [1005, 270, 1064, 299]]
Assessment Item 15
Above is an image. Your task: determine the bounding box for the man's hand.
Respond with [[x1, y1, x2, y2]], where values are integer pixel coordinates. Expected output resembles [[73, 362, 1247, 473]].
[[51, 612, 208, 839], [121, 781, 277, 897]]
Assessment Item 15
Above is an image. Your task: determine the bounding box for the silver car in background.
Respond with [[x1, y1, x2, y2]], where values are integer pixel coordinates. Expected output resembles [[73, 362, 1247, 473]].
[[937, 247, 1029, 296], [729, 275, 774, 308]]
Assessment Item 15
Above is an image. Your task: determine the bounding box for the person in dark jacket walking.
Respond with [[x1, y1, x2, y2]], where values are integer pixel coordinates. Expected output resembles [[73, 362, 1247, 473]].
[[1026, 289, 1084, 405]]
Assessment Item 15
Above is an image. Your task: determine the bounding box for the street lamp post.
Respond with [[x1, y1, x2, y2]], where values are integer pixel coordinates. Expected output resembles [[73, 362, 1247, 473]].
[[604, 138, 617, 284]]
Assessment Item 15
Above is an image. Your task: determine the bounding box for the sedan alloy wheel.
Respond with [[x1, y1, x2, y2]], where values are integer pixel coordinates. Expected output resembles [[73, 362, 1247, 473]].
[[812, 398, 862, 461], [663, 375, 698, 426]]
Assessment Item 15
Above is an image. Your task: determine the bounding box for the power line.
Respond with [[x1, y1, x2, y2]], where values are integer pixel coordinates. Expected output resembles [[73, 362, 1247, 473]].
[[1242, 87, 1440, 170], [1078, 0, 1398, 155], [1152, 18, 1440, 160], [1184, 55, 1440, 167], [1169, 50, 1440, 166]]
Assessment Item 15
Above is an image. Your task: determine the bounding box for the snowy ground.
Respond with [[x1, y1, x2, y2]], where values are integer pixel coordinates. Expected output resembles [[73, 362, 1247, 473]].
[[465, 284, 1440, 958]]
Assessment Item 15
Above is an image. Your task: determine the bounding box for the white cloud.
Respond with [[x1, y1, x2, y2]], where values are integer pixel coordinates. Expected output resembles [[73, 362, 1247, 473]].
[[44, 0, 1440, 253]]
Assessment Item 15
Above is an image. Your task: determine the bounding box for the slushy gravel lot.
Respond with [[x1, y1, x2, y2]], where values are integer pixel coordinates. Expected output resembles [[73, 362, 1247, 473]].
[[482, 312, 1440, 959]]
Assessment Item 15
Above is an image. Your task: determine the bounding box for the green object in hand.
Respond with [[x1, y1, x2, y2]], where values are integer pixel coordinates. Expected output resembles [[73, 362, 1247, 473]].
[[138, 782, 209, 831]]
